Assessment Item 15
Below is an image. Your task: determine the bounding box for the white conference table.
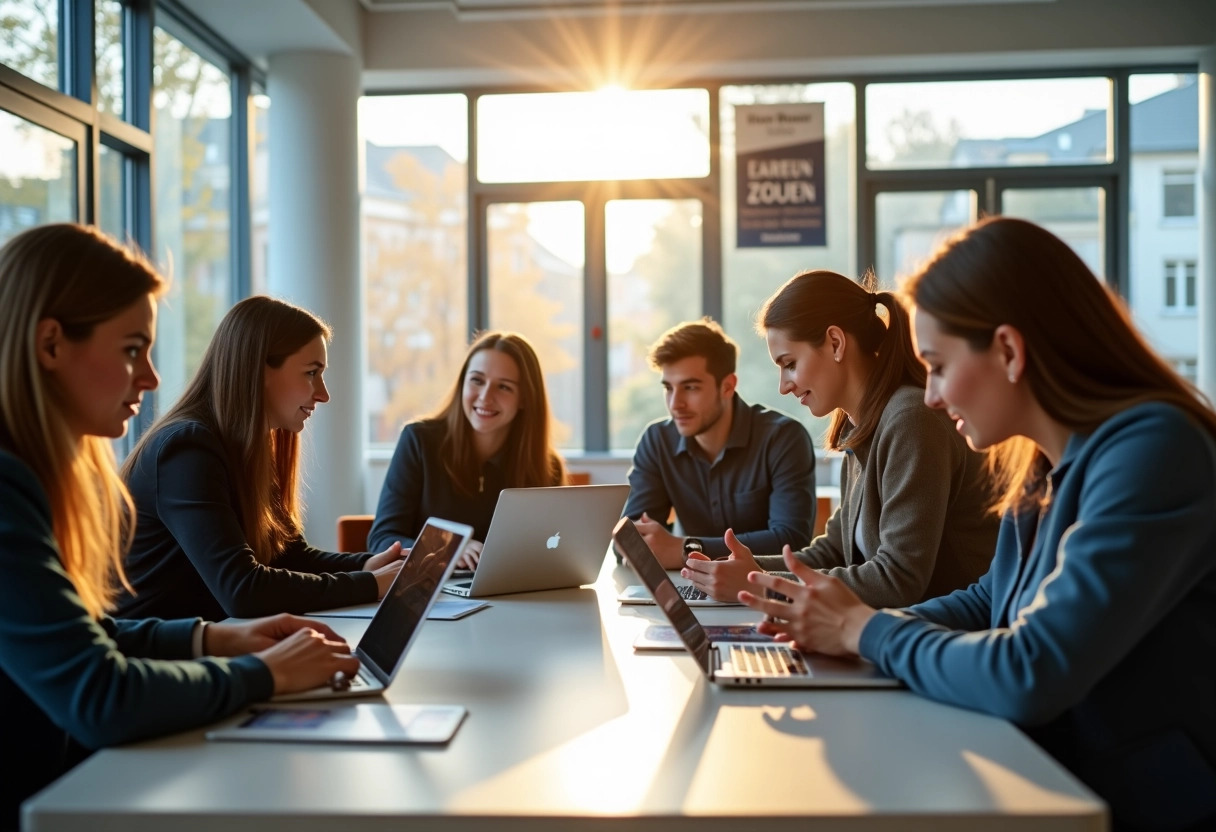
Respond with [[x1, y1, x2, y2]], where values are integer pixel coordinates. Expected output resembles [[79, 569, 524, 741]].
[[23, 558, 1107, 832]]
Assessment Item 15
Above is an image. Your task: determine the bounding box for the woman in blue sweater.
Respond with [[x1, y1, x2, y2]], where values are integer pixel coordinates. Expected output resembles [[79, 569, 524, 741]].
[[0, 224, 358, 830], [742, 217, 1216, 832]]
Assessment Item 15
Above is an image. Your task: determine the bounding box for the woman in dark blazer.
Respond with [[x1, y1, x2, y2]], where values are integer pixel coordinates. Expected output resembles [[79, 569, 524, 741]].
[[117, 297, 405, 621]]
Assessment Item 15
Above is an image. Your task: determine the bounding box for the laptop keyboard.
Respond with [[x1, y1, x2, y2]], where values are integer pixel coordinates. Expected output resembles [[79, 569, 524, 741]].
[[728, 644, 810, 677], [675, 585, 710, 601]]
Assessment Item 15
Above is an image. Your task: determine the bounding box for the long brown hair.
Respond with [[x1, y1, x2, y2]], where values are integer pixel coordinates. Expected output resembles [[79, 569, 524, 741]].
[[0, 224, 165, 617], [758, 269, 925, 451], [906, 216, 1216, 515], [124, 296, 331, 563], [428, 331, 566, 495]]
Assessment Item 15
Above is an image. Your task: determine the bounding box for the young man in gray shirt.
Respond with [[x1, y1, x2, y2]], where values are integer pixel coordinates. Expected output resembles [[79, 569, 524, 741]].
[[623, 318, 817, 568]]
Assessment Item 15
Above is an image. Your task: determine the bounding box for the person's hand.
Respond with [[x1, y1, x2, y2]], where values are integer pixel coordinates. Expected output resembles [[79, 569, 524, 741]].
[[681, 528, 760, 602], [455, 539, 483, 570], [636, 512, 684, 568], [204, 613, 350, 656], [738, 548, 876, 656], [254, 627, 361, 695], [364, 541, 404, 570], [369, 559, 404, 598]]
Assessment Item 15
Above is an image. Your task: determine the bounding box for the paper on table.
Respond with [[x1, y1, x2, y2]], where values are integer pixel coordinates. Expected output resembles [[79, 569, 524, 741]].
[[312, 597, 489, 620]]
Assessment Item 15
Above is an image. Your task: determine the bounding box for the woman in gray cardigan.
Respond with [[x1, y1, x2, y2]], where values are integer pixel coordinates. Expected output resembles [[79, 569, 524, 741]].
[[682, 269, 997, 608]]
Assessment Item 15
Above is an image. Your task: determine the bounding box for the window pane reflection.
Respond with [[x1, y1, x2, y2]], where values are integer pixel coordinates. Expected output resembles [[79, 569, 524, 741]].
[[487, 201, 584, 450], [152, 27, 232, 411], [96, 0, 125, 119], [359, 93, 469, 445], [97, 144, 125, 240], [0, 109, 75, 246], [875, 190, 976, 287], [477, 89, 709, 183], [866, 78, 1111, 169], [607, 198, 701, 451], [0, 0, 58, 91]]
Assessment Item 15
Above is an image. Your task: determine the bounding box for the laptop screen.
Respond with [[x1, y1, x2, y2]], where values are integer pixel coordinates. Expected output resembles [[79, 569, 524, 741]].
[[611, 517, 712, 675], [359, 519, 468, 680]]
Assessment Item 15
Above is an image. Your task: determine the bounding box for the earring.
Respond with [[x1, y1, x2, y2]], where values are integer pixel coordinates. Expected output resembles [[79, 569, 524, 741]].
[[1008, 373, 1016, 383], [834, 355, 841, 363]]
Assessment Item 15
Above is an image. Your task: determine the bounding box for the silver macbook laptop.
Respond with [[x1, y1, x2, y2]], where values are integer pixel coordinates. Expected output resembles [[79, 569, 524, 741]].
[[274, 517, 473, 702], [442, 484, 629, 598], [612, 517, 901, 689]]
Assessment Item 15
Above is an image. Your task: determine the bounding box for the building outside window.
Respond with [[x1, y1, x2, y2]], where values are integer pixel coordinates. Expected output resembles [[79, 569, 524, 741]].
[[1162, 169, 1196, 218], [1164, 259, 1197, 312]]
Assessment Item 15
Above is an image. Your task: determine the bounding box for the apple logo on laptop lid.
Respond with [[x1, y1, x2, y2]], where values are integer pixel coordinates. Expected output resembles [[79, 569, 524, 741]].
[[546, 532, 560, 549]]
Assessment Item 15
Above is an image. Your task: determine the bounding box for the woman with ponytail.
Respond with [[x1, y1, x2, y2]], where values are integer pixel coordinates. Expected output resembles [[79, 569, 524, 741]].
[[683, 269, 997, 607]]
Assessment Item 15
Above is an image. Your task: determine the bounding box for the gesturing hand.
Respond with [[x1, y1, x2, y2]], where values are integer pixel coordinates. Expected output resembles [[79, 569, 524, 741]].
[[681, 528, 760, 602], [738, 548, 876, 656]]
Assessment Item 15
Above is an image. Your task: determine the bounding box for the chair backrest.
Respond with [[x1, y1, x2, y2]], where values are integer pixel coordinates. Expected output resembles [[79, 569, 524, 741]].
[[337, 514, 374, 553], [567, 470, 591, 485], [814, 496, 831, 537]]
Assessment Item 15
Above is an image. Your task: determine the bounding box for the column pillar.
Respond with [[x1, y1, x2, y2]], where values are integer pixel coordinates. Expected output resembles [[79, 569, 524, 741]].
[[267, 51, 362, 550], [1197, 47, 1216, 398]]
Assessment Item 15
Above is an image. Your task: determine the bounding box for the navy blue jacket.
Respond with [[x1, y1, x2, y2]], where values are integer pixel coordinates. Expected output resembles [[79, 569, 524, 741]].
[[117, 420, 376, 620], [369, 419, 512, 551], [860, 403, 1216, 831], [0, 450, 272, 830]]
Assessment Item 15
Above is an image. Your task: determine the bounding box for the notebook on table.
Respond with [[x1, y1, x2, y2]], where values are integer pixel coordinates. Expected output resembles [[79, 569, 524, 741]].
[[442, 484, 629, 598], [612, 517, 901, 689], [272, 517, 473, 702], [207, 703, 467, 745]]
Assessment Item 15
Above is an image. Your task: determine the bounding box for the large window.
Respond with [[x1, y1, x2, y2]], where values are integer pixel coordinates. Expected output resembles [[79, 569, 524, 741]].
[[1, 1, 268, 445], [0, 108, 76, 244], [363, 65, 1200, 456], [359, 93, 469, 446], [1128, 73, 1199, 380], [152, 26, 233, 407]]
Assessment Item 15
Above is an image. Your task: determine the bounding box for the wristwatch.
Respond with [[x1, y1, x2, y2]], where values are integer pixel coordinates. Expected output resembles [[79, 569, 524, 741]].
[[682, 537, 704, 557]]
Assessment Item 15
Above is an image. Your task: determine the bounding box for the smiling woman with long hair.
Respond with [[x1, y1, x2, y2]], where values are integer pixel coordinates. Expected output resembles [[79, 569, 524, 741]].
[[740, 217, 1216, 832], [115, 296, 406, 622], [0, 225, 357, 830], [368, 330, 567, 567]]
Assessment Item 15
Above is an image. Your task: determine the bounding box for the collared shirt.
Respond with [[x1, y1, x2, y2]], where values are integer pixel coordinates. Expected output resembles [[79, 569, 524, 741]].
[[623, 394, 816, 557]]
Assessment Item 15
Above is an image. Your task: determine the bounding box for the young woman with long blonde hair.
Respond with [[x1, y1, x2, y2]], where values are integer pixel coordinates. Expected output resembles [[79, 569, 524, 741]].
[[0, 224, 357, 829]]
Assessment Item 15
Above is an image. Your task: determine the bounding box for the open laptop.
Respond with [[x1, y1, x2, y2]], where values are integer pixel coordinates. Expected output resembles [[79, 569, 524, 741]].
[[619, 580, 743, 607], [274, 517, 473, 701], [612, 517, 901, 688], [442, 484, 629, 598]]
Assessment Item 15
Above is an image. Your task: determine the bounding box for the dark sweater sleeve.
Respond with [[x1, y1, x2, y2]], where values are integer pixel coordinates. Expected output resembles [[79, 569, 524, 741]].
[[276, 536, 372, 570], [368, 423, 428, 552], [151, 424, 377, 618], [0, 455, 273, 750], [622, 423, 674, 524]]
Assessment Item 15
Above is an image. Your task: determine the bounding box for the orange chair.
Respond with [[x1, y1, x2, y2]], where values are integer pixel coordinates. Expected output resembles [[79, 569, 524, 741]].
[[567, 470, 591, 485], [814, 495, 832, 537], [337, 514, 374, 553]]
